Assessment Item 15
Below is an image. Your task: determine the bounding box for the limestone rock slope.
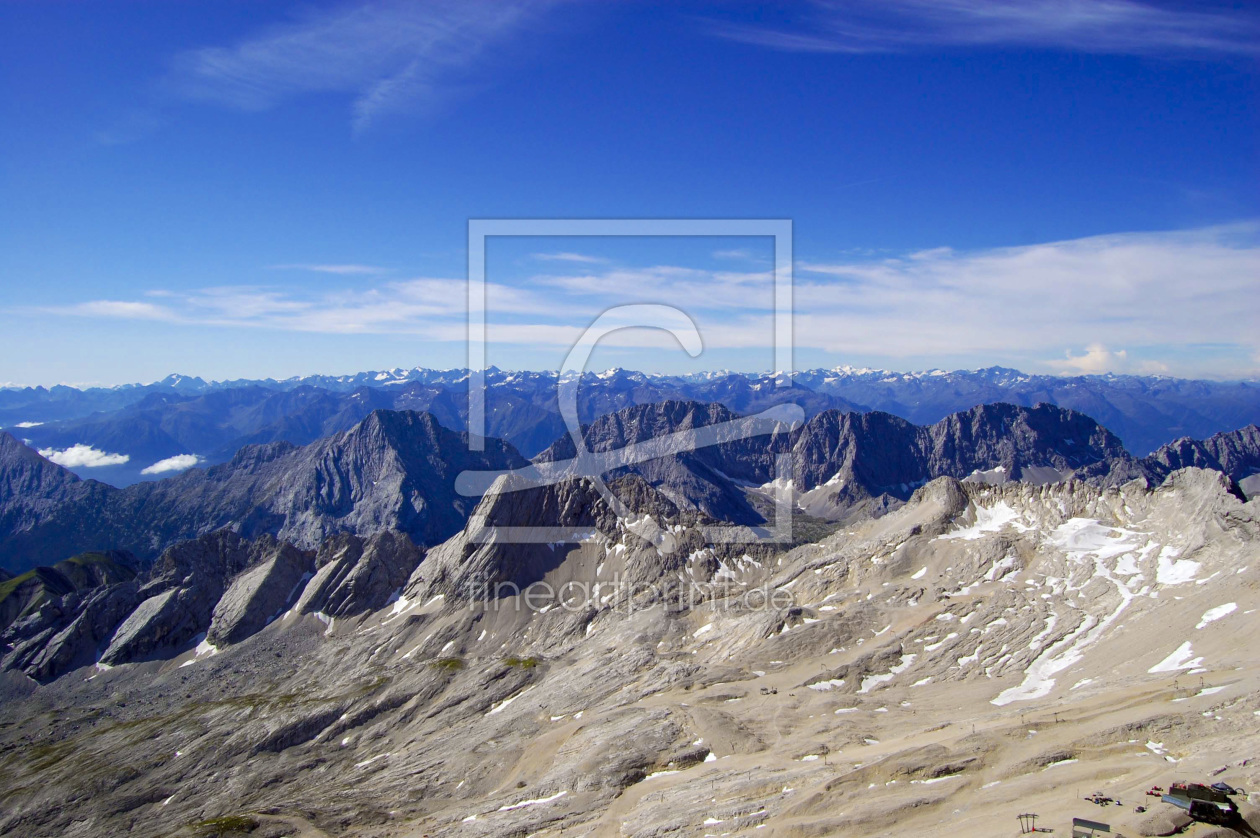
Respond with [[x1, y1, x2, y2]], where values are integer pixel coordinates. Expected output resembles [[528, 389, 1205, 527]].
[[1, 531, 316, 679], [0, 467, 1256, 838], [293, 531, 421, 619], [0, 580, 141, 682], [206, 541, 313, 646]]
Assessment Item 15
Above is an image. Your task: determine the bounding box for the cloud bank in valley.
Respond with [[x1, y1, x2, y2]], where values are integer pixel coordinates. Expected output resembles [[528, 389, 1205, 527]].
[[38, 445, 130, 469], [141, 454, 206, 475]]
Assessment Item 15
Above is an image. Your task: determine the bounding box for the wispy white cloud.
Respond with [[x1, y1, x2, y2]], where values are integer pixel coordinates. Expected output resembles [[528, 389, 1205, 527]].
[[791, 223, 1260, 377], [270, 264, 391, 275], [165, 0, 559, 132], [531, 252, 609, 264], [141, 454, 205, 475], [41, 277, 553, 337], [38, 444, 130, 468], [713, 0, 1260, 57], [31, 224, 1260, 377], [70, 300, 179, 321], [531, 265, 776, 310]]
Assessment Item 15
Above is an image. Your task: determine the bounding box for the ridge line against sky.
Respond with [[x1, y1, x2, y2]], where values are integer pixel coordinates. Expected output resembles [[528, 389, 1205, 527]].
[[4, 360, 1260, 395], [1, 1, 1257, 386]]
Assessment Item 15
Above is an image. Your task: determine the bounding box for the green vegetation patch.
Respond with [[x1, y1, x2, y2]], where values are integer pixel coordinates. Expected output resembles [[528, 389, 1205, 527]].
[[0, 569, 37, 604], [503, 656, 539, 669], [62, 551, 129, 568], [430, 656, 465, 671]]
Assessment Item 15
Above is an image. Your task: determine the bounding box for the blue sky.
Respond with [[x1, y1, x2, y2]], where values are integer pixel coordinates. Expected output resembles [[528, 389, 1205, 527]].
[[1, 0, 1257, 385]]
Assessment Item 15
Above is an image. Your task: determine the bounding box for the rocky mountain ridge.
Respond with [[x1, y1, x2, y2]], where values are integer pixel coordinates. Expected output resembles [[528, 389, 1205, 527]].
[[4, 403, 1258, 580], [2, 397, 1256, 686], [0, 411, 525, 574], [537, 400, 1243, 526], [6, 365, 1258, 485]]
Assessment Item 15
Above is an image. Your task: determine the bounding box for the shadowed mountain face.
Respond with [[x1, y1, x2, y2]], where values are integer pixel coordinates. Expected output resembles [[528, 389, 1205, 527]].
[[535, 400, 1144, 524], [1144, 425, 1260, 486], [2, 401, 1249, 577], [0, 411, 526, 574], [0, 433, 113, 562], [796, 366, 1260, 457], [0, 551, 138, 632]]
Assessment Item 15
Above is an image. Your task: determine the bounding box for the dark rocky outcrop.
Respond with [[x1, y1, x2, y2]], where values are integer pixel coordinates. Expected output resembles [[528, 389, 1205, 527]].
[[0, 580, 141, 682], [0, 550, 138, 631], [535, 400, 1147, 525], [99, 531, 260, 665], [1144, 424, 1260, 493]]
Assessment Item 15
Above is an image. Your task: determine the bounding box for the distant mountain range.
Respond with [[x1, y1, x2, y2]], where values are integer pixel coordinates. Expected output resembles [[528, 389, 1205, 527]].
[[2, 366, 1258, 487]]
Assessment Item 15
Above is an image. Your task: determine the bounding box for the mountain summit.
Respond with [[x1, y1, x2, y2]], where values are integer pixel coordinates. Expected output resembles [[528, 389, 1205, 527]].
[[0, 411, 525, 573]]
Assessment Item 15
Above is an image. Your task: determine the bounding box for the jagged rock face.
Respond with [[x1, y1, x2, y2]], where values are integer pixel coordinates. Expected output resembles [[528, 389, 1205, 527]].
[[0, 531, 314, 678], [536, 400, 1146, 525], [0, 433, 115, 574], [792, 402, 1142, 496], [1145, 425, 1260, 489], [206, 542, 313, 646], [141, 529, 255, 592], [293, 531, 421, 618], [0, 431, 81, 503], [795, 365, 1260, 457], [919, 402, 1135, 477], [253, 411, 523, 548], [0, 410, 527, 573], [0, 581, 141, 682], [536, 400, 787, 523], [407, 474, 691, 603], [99, 531, 259, 665]]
